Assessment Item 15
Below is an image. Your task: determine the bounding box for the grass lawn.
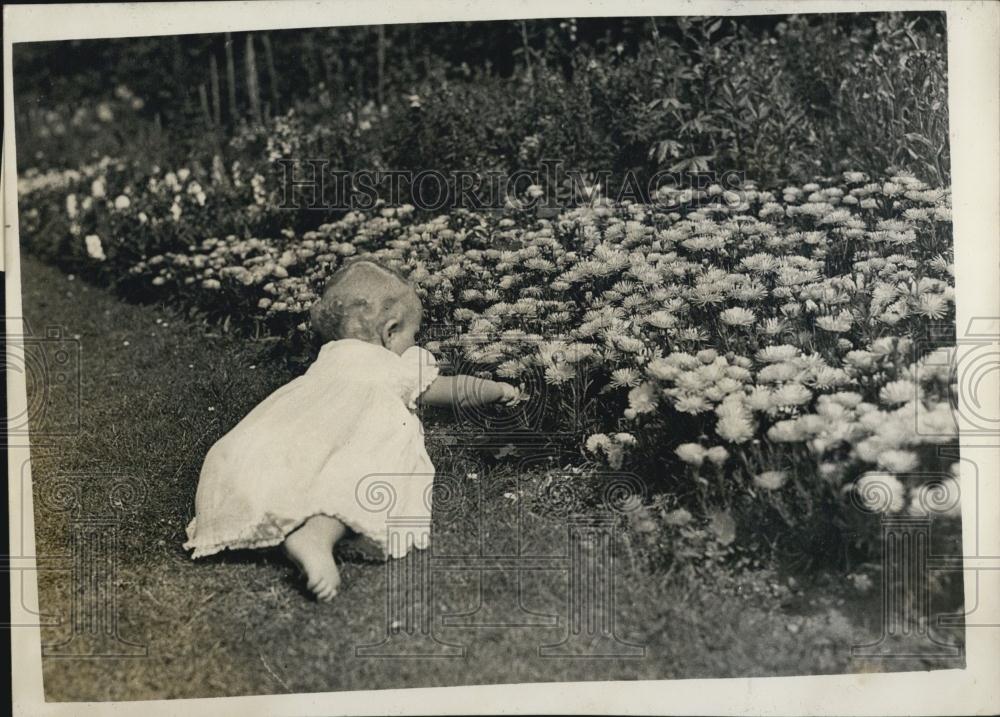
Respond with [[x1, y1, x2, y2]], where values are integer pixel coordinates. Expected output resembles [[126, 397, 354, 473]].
[[18, 255, 964, 701]]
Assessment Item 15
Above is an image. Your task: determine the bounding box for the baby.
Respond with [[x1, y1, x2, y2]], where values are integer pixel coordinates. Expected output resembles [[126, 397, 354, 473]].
[[184, 260, 521, 601]]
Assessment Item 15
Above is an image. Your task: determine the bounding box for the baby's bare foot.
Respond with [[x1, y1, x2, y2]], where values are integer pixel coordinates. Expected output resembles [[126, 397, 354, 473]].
[[285, 541, 341, 601], [305, 557, 341, 602], [283, 515, 347, 602]]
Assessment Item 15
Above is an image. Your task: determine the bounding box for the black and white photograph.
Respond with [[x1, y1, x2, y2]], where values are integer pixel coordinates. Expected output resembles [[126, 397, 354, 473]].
[[4, 0, 999, 712]]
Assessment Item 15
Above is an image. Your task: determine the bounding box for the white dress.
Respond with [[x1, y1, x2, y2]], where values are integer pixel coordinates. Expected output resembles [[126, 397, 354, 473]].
[[183, 339, 439, 560]]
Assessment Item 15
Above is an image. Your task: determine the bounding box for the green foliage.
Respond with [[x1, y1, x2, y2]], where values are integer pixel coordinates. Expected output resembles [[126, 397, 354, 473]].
[[14, 13, 948, 186]]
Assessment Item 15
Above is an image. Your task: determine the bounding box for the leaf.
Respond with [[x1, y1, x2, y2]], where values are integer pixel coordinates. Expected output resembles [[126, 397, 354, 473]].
[[708, 510, 737, 546], [653, 139, 683, 164], [666, 158, 691, 173]]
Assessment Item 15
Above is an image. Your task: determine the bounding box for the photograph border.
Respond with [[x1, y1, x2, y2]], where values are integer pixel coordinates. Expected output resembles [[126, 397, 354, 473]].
[[4, 1, 998, 715]]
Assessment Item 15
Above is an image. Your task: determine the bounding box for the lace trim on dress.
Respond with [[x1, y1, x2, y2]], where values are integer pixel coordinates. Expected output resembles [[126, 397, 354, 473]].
[[184, 510, 429, 560]]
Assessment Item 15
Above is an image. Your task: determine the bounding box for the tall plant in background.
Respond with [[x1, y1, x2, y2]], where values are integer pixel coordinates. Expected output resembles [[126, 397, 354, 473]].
[[775, 13, 949, 184], [605, 14, 949, 186], [14, 13, 950, 191], [834, 14, 949, 184]]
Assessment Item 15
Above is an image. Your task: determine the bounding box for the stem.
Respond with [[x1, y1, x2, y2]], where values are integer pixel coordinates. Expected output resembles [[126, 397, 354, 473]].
[[520, 21, 535, 98]]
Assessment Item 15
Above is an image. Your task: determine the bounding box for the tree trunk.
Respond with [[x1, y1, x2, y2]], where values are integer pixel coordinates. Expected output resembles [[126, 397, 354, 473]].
[[261, 33, 280, 117], [376, 25, 386, 107], [209, 53, 222, 126], [198, 84, 212, 127], [245, 34, 262, 124], [225, 32, 238, 122]]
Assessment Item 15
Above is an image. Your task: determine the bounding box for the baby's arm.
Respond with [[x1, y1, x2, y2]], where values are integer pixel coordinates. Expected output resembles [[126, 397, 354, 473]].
[[418, 375, 522, 409]]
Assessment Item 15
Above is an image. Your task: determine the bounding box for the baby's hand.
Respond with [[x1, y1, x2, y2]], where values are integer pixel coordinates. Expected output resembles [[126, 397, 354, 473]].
[[497, 382, 525, 407]]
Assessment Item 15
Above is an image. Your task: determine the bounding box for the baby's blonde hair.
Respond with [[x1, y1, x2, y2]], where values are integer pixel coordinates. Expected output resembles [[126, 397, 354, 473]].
[[310, 260, 420, 343]]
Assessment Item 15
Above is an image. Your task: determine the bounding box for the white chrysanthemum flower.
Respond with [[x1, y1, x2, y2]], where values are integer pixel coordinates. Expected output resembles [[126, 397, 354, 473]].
[[768, 419, 803, 442], [627, 382, 658, 415], [845, 350, 877, 371], [746, 387, 774, 412], [717, 414, 755, 443], [646, 358, 679, 382], [916, 293, 949, 320], [674, 394, 711, 414], [714, 377, 743, 396], [753, 470, 787, 490], [696, 348, 718, 364], [806, 366, 851, 390], [497, 359, 525, 379], [544, 363, 575, 385], [879, 380, 916, 406], [564, 342, 597, 363], [756, 362, 800, 384], [705, 446, 729, 465], [537, 340, 570, 368], [815, 309, 854, 332], [855, 472, 906, 513], [645, 310, 676, 329], [720, 307, 756, 327], [725, 365, 752, 382], [614, 335, 646, 354], [756, 345, 799, 363], [913, 402, 958, 439], [759, 317, 786, 336], [675, 443, 706, 466], [585, 433, 610, 454], [772, 383, 813, 407], [828, 391, 864, 408], [815, 398, 850, 420], [609, 367, 642, 388], [84, 234, 106, 261], [878, 449, 919, 473], [853, 437, 886, 464], [698, 361, 727, 383], [675, 371, 708, 393], [908, 478, 961, 518]]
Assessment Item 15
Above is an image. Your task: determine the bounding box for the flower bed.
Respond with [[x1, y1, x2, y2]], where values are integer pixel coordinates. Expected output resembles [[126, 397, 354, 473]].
[[18, 163, 960, 547]]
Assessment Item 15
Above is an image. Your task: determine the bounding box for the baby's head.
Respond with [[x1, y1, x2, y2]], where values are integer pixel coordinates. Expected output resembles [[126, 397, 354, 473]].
[[310, 260, 422, 355]]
